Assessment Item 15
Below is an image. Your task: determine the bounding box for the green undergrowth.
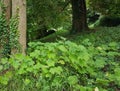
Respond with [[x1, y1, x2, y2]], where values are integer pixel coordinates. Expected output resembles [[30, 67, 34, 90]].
[[0, 26, 120, 91], [71, 26, 120, 45], [37, 29, 69, 42]]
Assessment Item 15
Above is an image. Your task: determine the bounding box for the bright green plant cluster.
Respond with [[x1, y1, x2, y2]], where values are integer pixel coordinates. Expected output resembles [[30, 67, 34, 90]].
[[0, 40, 91, 91], [0, 40, 120, 91], [0, 26, 120, 91]]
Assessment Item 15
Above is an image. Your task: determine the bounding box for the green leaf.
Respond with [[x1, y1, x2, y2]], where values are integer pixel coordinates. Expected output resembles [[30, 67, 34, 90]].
[[58, 60, 65, 65], [1, 58, 8, 64], [0, 65, 3, 71], [46, 60, 55, 67], [52, 77, 62, 86], [67, 75, 78, 85], [24, 79, 31, 85], [108, 42, 117, 47], [47, 53, 56, 59], [79, 86, 87, 91], [0, 72, 12, 85], [12, 61, 20, 69], [26, 67, 33, 72], [33, 63, 41, 70], [69, 55, 77, 63], [78, 52, 90, 61], [96, 78, 109, 86], [49, 66, 63, 74], [94, 87, 99, 91], [0, 76, 9, 85], [107, 52, 120, 56], [94, 57, 106, 68], [58, 45, 67, 52], [17, 68, 26, 74]]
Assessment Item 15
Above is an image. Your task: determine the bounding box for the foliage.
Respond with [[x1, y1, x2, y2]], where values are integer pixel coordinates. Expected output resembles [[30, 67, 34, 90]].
[[88, 0, 120, 16], [0, 2, 20, 57], [71, 26, 120, 46], [27, 0, 71, 41], [0, 6, 9, 57], [0, 40, 91, 91], [0, 26, 120, 91], [9, 15, 21, 53]]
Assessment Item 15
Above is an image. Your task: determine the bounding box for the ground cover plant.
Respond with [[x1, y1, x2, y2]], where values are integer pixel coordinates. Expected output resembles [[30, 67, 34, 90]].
[[0, 26, 120, 91], [1, 0, 120, 91]]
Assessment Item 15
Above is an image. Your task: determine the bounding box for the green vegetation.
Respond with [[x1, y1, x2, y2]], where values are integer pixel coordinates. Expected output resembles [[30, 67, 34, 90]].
[[0, 26, 120, 91], [0, 0, 120, 91], [0, 5, 20, 57], [88, 0, 120, 16]]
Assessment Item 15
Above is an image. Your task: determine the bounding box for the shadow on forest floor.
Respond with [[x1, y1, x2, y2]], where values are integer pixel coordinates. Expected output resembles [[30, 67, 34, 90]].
[[36, 26, 120, 44]]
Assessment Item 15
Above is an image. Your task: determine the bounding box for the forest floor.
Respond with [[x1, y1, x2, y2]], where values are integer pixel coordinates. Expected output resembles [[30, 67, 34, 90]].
[[39, 26, 120, 44], [0, 26, 120, 91]]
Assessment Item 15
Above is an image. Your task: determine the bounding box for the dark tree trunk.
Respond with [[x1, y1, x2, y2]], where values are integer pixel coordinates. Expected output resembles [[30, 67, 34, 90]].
[[71, 0, 88, 33]]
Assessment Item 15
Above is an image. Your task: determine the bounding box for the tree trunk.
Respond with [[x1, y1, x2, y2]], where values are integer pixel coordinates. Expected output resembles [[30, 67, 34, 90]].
[[4, 0, 12, 57], [3, 0, 11, 22], [12, 0, 27, 54], [0, 0, 11, 57], [71, 0, 88, 33]]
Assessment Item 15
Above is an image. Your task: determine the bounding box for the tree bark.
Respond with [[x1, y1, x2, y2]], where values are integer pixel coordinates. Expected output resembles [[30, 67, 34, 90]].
[[0, 0, 11, 57], [12, 0, 27, 54], [71, 0, 88, 33], [3, 0, 11, 21], [4, 0, 12, 57]]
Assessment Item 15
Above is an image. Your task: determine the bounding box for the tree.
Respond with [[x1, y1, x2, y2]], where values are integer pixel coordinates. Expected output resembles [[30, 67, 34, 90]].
[[3, 0, 11, 21], [27, 0, 88, 39], [12, 0, 27, 54], [0, 0, 11, 57], [0, 0, 26, 56], [70, 0, 88, 33]]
